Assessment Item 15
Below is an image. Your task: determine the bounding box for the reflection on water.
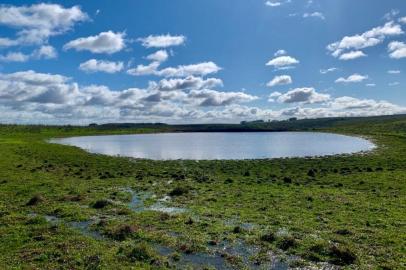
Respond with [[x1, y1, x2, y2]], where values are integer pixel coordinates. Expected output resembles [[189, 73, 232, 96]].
[[51, 132, 375, 160]]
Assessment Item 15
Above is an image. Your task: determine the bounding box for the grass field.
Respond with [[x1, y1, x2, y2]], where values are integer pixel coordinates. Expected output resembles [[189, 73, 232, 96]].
[[0, 115, 405, 269]]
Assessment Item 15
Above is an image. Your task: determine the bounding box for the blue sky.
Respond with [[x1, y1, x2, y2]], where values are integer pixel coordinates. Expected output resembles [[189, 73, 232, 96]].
[[0, 0, 405, 124]]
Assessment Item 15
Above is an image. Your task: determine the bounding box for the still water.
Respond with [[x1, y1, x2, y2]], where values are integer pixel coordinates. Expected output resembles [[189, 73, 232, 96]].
[[51, 132, 375, 160]]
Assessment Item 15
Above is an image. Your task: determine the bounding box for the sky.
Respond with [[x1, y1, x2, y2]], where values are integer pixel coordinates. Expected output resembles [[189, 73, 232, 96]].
[[0, 0, 405, 125]]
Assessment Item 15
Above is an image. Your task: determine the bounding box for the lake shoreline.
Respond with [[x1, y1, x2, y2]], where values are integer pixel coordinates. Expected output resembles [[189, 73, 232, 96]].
[[50, 131, 375, 161]]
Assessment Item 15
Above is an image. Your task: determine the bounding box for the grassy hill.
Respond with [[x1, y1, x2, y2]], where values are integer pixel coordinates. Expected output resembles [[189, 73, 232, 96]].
[[0, 115, 405, 269]]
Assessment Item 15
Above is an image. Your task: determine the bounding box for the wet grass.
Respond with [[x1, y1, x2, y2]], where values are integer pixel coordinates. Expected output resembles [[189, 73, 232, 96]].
[[0, 116, 405, 269]]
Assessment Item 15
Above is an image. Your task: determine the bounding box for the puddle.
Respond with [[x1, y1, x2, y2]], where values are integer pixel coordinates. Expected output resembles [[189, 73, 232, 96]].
[[153, 238, 293, 270], [223, 217, 259, 231], [126, 189, 187, 214], [155, 244, 233, 270], [70, 220, 104, 240], [44, 214, 104, 240], [149, 202, 187, 214]]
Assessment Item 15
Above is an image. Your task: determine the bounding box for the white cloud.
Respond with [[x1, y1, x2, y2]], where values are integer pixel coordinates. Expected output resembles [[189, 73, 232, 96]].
[[389, 82, 400, 86], [266, 55, 299, 69], [338, 50, 366, 60], [151, 76, 223, 91], [0, 70, 405, 124], [138, 34, 186, 48], [327, 21, 403, 58], [0, 45, 57, 62], [0, 70, 78, 105], [320, 67, 338, 74], [0, 70, 261, 123], [384, 10, 399, 21], [127, 61, 221, 78], [127, 62, 161, 76], [277, 96, 406, 120], [33, 45, 57, 59], [366, 83, 376, 87], [388, 70, 401, 74], [400, 17, 406, 24], [274, 49, 287, 56], [303, 12, 325, 20], [79, 59, 124, 73], [265, 0, 291, 7], [159, 62, 222, 77], [0, 37, 18, 47], [64, 31, 126, 54], [270, 87, 330, 104], [146, 50, 169, 62], [329, 96, 402, 112], [0, 51, 30, 62], [266, 75, 292, 88], [0, 3, 88, 46], [265, 1, 282, 7], [388, 41, 406, 59], [188, 89, 257, 107], [335, 74, 368, 83]]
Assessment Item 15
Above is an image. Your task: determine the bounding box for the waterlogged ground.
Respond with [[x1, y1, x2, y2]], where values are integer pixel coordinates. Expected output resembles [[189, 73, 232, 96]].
[[0, 120, 405, 269]]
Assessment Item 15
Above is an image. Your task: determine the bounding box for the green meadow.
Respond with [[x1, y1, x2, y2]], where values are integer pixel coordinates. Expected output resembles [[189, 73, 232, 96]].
[[0, 115, 405, 269]]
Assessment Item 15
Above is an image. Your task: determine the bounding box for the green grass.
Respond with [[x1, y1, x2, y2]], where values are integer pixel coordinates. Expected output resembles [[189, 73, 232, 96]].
[[0, 115, 405, 269]]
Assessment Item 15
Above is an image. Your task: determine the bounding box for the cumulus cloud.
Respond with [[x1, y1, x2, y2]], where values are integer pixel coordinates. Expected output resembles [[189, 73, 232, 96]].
[[32, 45, 57, 59], [1, 70, 406, 124], [0, 3, 88, 46], [266, 55, 299, 69], [388, 41, 406, 59], [320, 67, 338, 74], [335, 74, 368, 83], [0, 45, 57, 62], [327, 21, 403, 59], [400, 17, 406, 24], [279, 96, 406, 119], [79, 59, 124, 73], [64, 31, 126, 54], [0, 70, 262, 124], [266, 75, 292, 88], [138, 34, 186, 48], [150, 76, 223, 91], [270, 87, 330, 104], [158, 62, 221, 77], [329, 96, 402, 112], [0, 70, 78, 105], [127, 62, 160, 76], [146, 50, 169, 62], [0, 37, 19, 47], [188, 89, 257, 107], [303, 12, 325, 20], [128, 61, 222, 77], [0, 51, 30, 62], [366, 83, 376, 87], [384, 10, 400, 21], [339, 50, 366, 60]]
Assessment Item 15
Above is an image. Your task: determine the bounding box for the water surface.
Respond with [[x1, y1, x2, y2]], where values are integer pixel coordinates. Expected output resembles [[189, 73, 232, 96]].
[[51, 132, 374, 160]]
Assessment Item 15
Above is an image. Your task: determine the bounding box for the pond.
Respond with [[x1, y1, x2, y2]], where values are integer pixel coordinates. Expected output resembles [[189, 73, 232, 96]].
[[51, 132, 374, 160]]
